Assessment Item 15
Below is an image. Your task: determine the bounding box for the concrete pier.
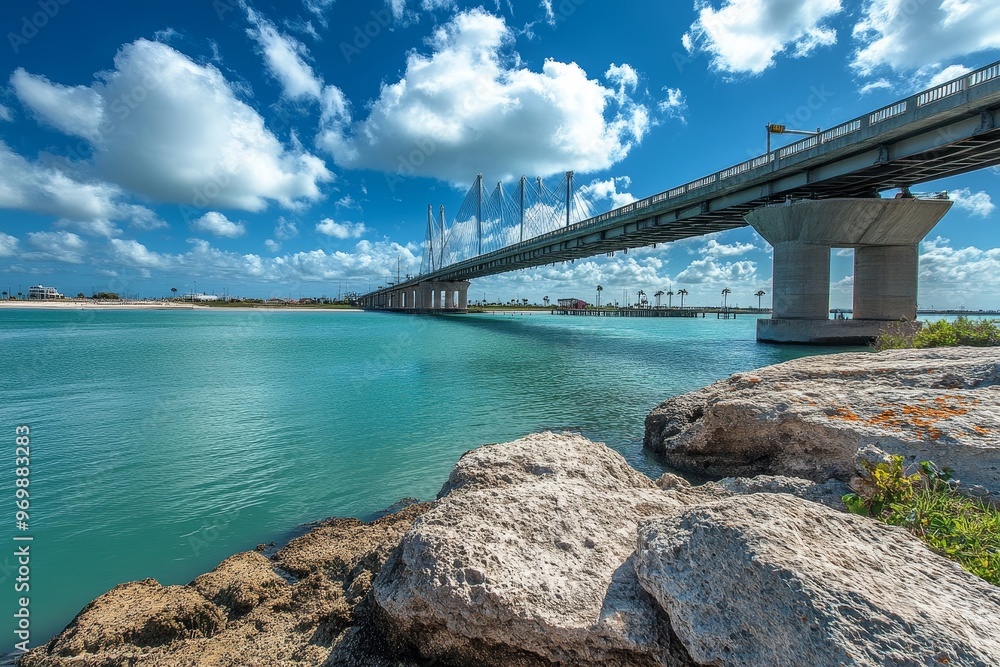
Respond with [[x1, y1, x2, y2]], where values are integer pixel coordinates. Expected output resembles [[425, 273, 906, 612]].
[[747, 198, 952, 345], [361, 280, 470, 314], [853, 244, 918, 321], [771, 242, 830, 320]]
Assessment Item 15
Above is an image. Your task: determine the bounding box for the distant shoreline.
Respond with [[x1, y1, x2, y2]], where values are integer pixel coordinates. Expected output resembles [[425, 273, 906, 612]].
[[0, 300, 364, 312]]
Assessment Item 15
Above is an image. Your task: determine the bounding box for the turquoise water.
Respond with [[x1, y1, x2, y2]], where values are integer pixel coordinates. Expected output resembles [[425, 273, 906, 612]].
[[0, 309, 853, 650]]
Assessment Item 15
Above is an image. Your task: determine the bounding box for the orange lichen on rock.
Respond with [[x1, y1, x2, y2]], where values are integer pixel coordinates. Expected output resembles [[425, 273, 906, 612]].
[[830, 407, 861, 421], [827, 395, 976, 441]]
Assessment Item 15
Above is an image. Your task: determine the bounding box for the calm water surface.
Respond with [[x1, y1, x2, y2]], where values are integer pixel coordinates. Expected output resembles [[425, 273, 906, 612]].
[[0, 308, 856, 649]]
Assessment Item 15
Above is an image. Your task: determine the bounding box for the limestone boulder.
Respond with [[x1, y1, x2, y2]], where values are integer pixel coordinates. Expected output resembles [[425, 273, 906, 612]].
[[635, 493, 1000, 667], [374, 432, 694, 667], [644, 347, 1000, 494], [658, 473, 850, 510]]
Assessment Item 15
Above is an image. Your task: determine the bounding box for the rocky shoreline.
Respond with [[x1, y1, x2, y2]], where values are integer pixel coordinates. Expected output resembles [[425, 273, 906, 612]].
[[21, 348, 1000, 666]]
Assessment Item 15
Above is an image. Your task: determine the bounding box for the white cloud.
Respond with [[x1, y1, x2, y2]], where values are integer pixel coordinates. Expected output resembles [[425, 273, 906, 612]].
[[109, 238, 171, 268], [675, 256, 758, 284], [154, 27, 179, 42], [422, 0, 457, 10], [852, 0, 1000, 75], [698, 239, 757, 256], [0, 141, 131, 222], [190, 211, 247, 238], [833, 274, 854, 287], [387, 0, 407, 20], [10, 69, 104, 141], [303, 0, 336, 21], [659, 87, 687, 123], [918, 237, 1000, 305], [245, 8, 324, 101], [0, 141, 167, 234], [579, 176, 636, 209], [950, 188, 995, 218], [54, 219, 122, 238], [541, 0, 555, 24], [123, 205, 168, 231], [528, 256, 665, 288], [101, 234, 421, 285], [316, 219, 367, 239], [926, 64, 972, 87], [264, 239, 281, 252], [274, 217, 299, 240], [606, 63, 639, 103], [335, 195, 360, 209], [0, 104, 11, 122], [0, 231, 18, 256], [319, 9, 650, 184], [684, 0, 842, 74], [858, 78, 893, 95], [26, 231, 87, 263], [12, 39, 332, 211]]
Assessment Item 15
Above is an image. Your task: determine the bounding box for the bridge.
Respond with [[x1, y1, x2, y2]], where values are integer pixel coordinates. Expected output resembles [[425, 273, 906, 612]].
[[360, 61, 1000, 344]]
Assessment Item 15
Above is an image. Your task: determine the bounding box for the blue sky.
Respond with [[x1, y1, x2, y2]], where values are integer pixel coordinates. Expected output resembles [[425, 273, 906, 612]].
[[0, 0, 999, 308]]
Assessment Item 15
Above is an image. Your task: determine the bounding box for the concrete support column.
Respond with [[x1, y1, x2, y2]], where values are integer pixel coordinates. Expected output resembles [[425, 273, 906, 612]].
[[458, 284, 469, 310], [853, 244, 918, 321], [771, 241, 830, 320], [746, 197, 951, 344]]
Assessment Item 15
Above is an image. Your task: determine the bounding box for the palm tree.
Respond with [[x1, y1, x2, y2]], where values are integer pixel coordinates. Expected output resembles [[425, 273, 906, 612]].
[[171, 287, 178, 300], [678, 289, 688, 308], [654, 290, 664, 308], [754, 290, 766, 310], [596, 284, 603, 309], [666, 289, 674, 309], [17, 292, 22, 300], [543, 295, 550, 307], [1, 291, 6, 301], [721, 287, 732, 309], [636, 289, 646, 308]]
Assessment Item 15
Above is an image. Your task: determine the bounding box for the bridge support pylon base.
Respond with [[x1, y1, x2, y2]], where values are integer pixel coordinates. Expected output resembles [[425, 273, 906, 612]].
[[756, 318, 921, 346], [747, 197, 952, 345]]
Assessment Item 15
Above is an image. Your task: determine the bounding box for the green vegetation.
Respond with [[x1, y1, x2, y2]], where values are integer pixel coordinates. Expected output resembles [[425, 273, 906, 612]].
[[874, 316, 1000, 351], [844, 456, 1000, 586]]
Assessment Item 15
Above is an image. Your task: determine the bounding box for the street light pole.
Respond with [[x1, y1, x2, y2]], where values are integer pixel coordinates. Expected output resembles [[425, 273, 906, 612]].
[[766, 123, 821, 153]]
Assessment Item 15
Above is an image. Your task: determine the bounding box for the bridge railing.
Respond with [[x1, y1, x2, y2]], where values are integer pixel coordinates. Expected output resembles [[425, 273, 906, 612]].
[[418, 60, 1000, 281]]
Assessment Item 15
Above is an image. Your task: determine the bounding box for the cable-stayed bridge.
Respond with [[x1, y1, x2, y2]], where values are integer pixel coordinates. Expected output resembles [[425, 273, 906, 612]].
[[420, 172, 601, 275], [361, 61, 1000, 344]]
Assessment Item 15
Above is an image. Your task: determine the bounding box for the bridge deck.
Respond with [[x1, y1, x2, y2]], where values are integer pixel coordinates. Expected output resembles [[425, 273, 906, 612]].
[[366, 61, 1000, 297]]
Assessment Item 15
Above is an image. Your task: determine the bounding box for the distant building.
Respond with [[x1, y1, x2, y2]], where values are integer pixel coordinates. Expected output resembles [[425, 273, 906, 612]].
[[27, 285, 63, 300], [180, 293, 219, 302], [557, 298, 587, 309]]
